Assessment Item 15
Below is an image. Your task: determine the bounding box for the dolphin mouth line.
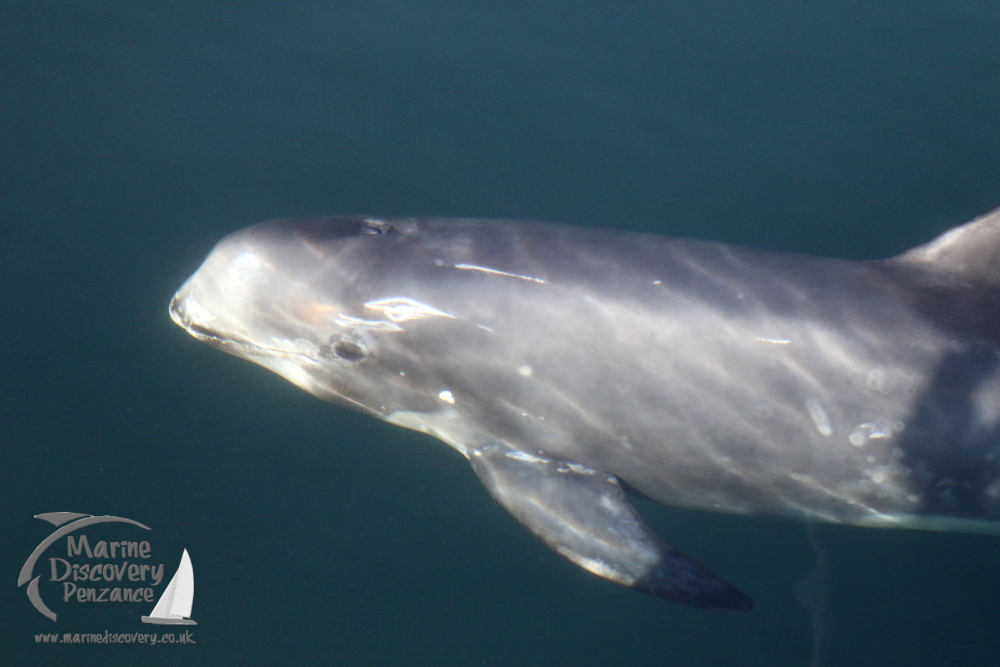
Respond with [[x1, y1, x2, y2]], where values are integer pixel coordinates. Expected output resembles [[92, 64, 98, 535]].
[[178, 318, 320, 364], [169, 292, 327, 363], [175, 310, 386, 417]]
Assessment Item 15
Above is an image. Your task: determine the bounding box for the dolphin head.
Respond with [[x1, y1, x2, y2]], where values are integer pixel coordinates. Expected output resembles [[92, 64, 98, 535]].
[[169, 216, 445, 416]]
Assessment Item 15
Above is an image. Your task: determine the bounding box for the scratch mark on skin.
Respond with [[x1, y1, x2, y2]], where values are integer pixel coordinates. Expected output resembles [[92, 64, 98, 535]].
[[455, 263, 547, 284]]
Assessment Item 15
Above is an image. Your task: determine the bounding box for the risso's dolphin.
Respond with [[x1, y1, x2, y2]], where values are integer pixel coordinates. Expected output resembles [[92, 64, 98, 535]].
[[169, 207, 1000, 611]]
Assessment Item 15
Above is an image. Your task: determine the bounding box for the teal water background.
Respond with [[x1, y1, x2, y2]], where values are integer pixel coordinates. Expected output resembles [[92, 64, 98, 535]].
[[2, 2, 999, 665]]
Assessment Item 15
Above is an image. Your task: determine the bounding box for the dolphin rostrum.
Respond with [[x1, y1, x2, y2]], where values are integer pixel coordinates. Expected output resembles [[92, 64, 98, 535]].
[[169, 207, 1000, 611]]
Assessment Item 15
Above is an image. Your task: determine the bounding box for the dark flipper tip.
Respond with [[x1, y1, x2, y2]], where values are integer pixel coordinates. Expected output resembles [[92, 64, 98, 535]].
[[634, 549, 754, 612]]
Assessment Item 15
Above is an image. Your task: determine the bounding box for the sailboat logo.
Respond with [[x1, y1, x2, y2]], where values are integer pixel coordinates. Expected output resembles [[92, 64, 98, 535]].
[[141, 549, 197, 625]]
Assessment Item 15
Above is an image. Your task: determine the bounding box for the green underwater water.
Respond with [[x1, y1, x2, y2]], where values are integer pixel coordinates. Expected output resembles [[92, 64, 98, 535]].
[[2, 2, 999, 664]]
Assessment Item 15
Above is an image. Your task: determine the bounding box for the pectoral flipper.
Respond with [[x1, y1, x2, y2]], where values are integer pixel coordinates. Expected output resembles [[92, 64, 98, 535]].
[[468, 441, 753, 611]]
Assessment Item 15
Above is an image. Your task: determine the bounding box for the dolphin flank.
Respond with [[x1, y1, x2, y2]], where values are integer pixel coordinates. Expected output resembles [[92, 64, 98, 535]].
[[169, 206, 1000, 611]]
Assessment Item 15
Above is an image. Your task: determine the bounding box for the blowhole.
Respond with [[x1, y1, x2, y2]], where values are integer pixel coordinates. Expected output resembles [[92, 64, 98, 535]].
[[361, 220, 393, 235]]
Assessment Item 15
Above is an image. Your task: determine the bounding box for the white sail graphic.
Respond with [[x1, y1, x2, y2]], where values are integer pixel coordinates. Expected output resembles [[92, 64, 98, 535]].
[[141, 548, 197, 625]]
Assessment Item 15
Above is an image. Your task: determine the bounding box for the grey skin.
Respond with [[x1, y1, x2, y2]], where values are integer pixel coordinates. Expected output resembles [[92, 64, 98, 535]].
[[170, 207, 1000, 611]]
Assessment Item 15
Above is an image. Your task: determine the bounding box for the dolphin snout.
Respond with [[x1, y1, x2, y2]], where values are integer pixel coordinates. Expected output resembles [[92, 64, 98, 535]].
[[168, 288, 189, 328]]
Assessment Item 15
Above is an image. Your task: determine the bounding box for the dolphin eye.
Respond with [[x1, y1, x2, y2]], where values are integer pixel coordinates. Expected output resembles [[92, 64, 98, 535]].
[[360, 220, 393, 235], [331, 340, 366, 362]]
